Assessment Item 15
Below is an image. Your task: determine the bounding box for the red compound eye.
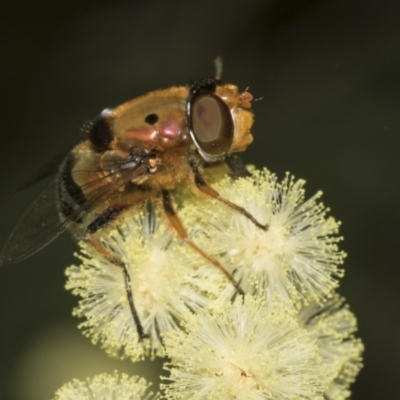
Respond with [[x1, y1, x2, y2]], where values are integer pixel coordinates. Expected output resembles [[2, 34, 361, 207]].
[[189, 93, 234, 161]]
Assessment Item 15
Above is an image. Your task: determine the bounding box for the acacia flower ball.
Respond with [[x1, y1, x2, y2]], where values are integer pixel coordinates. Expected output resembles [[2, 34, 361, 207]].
[[163, 295, 325, 399], [65, 208, 225, 361], [53, 372, 157, 400], [183, 168, 346, 307], [298, 296, 364, 399]]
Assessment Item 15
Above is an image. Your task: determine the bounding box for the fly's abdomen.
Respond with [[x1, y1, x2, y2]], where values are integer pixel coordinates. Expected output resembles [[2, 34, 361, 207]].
[[57, 154, 87, 225]]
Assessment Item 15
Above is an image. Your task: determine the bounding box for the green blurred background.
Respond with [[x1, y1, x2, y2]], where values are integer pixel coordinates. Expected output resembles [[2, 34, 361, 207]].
[[0, 0, 399, 398]]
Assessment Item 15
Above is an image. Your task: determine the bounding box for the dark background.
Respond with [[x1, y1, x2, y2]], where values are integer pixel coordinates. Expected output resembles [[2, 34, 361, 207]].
[[0, 0, 399, 398]]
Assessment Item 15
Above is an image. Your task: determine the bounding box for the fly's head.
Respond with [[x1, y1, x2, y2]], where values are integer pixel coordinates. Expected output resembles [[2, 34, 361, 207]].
[[187, 77, 254, 163]]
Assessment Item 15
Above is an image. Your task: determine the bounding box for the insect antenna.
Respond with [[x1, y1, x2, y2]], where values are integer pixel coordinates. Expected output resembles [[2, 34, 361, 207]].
[[214, 56, 223, 80]]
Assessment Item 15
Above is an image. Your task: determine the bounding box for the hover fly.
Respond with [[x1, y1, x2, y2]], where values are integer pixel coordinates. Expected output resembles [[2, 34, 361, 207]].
[[0, 63, 267, 339]]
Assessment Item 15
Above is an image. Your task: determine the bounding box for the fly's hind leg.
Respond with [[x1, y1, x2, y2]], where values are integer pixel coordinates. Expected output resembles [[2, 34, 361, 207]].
[[161, 190, 244, 295], [86, 203, 149, 341], [190, 160, 269, 231]]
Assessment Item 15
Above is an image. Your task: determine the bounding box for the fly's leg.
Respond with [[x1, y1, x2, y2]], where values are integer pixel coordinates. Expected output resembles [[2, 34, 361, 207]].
[[161, 190, 244, 295], [190, 161, 269, 231], [86, 204, 149, 341], [224, 154, 252, 179]]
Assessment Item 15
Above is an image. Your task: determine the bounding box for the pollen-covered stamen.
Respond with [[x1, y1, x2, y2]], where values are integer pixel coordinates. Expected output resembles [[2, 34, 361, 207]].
[[298, 296, 364, 398], [66, 207, 224, 361], [163, 296, 325, 399], [182, 168, 346, 307], [53, 372, 158, 400]]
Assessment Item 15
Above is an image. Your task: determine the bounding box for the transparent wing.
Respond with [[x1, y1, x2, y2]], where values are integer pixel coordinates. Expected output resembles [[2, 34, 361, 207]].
[[0, 160, 149, 267], [16, 146, 73, 191], [0, 180, 64, 266]]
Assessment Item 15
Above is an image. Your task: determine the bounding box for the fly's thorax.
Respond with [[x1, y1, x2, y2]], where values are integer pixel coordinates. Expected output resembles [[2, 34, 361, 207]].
[[87, 82, 254, 166], [111, 86, 191, 152], [147, 146, 195, 190]]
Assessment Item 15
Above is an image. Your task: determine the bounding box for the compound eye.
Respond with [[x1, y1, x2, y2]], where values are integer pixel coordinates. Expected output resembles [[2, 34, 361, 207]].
[[190, 93, 234, 160]]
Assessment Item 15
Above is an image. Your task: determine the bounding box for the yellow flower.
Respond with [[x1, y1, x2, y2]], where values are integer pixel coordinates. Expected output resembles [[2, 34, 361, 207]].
[[53, 372, 157, 400], [163, 296, 325, 400], [298, 296, 364, 399], [64, 166, 362, 399], [182, 168, 346, 307], [66, 207, 224, 361]]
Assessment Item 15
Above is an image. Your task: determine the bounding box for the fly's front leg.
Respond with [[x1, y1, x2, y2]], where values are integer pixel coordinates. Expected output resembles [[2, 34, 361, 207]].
[[161, 190, 244, 295], [190, 160, 269, 231], [224, 154, 251, 179], [86, 203, 149, 341]]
